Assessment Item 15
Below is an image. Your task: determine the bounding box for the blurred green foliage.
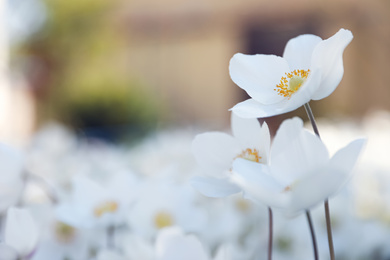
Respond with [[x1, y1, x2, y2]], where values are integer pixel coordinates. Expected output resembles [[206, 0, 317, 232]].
[[15, 0, 160, 141]]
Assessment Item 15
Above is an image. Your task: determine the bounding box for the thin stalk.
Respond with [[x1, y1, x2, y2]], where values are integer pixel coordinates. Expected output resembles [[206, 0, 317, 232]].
[[268, 207, 273, 260], [304, 102, 335, 260], [306, 211, 319, 260], [324, 200, 335, 260], [303, 103, 321, 138], [107, 225, 115, 249]]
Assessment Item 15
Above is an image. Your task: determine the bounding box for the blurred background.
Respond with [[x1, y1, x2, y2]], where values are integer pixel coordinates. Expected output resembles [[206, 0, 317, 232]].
[[2, 0, 390, 144], [2, 1, 390, 259]]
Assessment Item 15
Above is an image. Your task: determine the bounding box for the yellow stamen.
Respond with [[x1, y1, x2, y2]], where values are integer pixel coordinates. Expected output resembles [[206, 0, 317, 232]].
[[154, 211, 174, 229], [55, 222, 76, 243], [236, 148, 262, 163], [94, 201, 118, 218], [235, 198, 251, 213], [274, 69, 310, 98]]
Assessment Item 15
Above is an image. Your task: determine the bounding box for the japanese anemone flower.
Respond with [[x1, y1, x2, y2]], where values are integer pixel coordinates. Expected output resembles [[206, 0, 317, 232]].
[[191, 113, 270, 198], [229, 29, 353, 118], [231, 117, 365, 214]]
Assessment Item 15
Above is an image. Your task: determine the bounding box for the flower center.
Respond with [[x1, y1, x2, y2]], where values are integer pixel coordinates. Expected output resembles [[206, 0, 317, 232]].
[[93, 201, 118, 218], [275, 69, 310, 98], [154, 211, 174, 229], [235, 198, 251, 213], [236, 148, 262, 163], [55, 222, 76, 243]]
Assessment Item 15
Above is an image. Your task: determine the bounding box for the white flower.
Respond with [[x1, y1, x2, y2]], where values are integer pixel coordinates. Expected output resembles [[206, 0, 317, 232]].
[[231, 117, 365, 213], [29, 205, 92, 260], [0, 207, 39, 259], [56, 172, 138, 229], [0, 144, 24, 213], [97, 249, 128, 260], [229, 29, 353, 118], [127, 179, 207, 240], [191, 113, 270, 197], [155, 227, 210, 260]]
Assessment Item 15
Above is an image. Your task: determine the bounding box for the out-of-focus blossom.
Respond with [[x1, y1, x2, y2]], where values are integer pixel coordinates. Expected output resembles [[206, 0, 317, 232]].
[[232, 117, 365, 213], [0, 207, 39, 259], [127, 129, 198, 180], [30, 205, 91, 260], [191, 113, 270, 197], [97, 249, 128, 260], [120, 233, 154, 260], [155, 227, 209, 260], [0, 144, 24, 213], [198, 194, 264, 249], [56, 172, 138, 229], [127, 179, 207, 240], [230, 29, 352, 118]]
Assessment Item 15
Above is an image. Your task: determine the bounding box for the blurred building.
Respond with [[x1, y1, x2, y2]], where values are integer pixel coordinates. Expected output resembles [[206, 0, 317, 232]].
[[4, 0, 390, 142], [114, 0, 390, 126]]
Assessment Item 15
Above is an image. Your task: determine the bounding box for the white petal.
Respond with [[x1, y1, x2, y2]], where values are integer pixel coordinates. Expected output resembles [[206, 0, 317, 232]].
[[229, 68, 321, 118], [283, 34, 322, 70], [287, 138, 365, 213], [231, 159, 288, 208], [0, 244, 18, 260], [5, 208, 38, 257], [97, 250, 127, 260], [229, 53, 288, 105], [287, 166, 345, 213], [329, 138, 366, 174], [190, 176, 241, 198], [231, 112, 261, 146], [230, 99, 295, 119], [156, 227, 209, 260], [310, 29, 353, 100], [271, 117, 329, 184], [258, 121, 271, 163], [192, 132, 240, 176], [231, 113, 270, 163]]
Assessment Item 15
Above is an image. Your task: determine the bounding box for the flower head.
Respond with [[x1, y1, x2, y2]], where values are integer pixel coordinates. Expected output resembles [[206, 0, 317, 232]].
[[56, 172, 139, 229], [191, 113, 270, 198], [229, 29, 353, 118], [231, 117, 365, 213], [0, 207, 39, 259]]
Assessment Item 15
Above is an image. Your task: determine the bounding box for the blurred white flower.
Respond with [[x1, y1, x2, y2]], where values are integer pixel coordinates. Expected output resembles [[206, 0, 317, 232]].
[[0, 207, 39, 259], [155, 227, 210, 260], [56, 172, 138, 229], [229, 29, 353, 118], [232, 117, 365, 213], [29, 205, 92, 260], [0, 144, 24, 213], [97, 249, 128, 260], [197, 194, 264, 249], [127, 128, 198, 180], [191, 113, 270, 197], [127, 179, 207, 240]]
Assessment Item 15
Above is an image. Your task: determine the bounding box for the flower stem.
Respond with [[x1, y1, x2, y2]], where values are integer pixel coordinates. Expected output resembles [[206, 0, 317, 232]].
[[304, 102, 335, 260], [107, 225, 115, 249], [306, 211, 319, 260], [324, 199, 335, 260], [268, 207, 273, 260], [303, 103, 321, 138]]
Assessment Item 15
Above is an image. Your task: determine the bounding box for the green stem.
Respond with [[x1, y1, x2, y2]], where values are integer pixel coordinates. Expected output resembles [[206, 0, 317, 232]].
[[306, 211, 319, 260], [268, 207, 273, 260], [304, 102, 335, 260]]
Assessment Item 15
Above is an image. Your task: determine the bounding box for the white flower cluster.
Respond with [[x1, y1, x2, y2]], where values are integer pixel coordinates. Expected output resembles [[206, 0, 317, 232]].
[[0, 113, 387, 260], [0, 28, 388, 260]]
